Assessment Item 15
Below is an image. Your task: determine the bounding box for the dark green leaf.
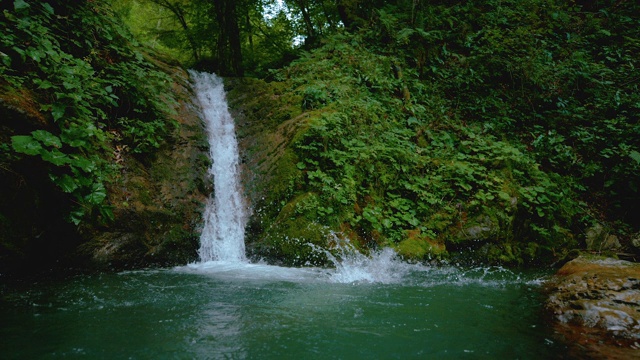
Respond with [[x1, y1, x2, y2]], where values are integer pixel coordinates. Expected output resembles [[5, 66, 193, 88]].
[[32, 130, 61, 148], [11, 135, 42, 155], [51, 174, 79, 193], [85, 183, 107, 205], [42, 3, 54, 14], [13, 0, 29, 11], [40, 148, 69, 166], [629, 150, 640, 165], [69, 208, 84, 226], [51, 103, 66, 121], [69, 156, 96, 172]]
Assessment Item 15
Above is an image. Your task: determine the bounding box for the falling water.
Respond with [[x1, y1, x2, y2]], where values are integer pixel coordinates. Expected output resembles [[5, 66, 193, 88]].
[[190, 71, 247, 262]]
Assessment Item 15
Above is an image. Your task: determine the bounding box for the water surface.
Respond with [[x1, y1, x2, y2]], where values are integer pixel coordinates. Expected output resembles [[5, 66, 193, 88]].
[[1, 261, 563, 359], [0, 72, 565, 359]]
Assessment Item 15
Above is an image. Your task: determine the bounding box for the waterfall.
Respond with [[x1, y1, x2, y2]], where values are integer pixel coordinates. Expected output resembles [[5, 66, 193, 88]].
[[190, 71, 247, 262]]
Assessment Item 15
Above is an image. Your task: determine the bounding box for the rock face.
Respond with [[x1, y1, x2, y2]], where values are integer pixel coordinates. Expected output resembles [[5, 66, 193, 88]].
[[75, 67, 210, 269], [224, 78, 332, 266], [0, 65, 210, 273], [545, 256, 640, 358]]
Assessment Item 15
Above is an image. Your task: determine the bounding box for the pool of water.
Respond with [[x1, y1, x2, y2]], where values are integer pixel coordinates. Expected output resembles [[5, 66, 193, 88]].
[[0, 259, 566, 359]]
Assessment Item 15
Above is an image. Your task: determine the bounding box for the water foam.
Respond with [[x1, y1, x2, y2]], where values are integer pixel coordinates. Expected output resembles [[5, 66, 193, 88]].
[[180, 260, 326, 282]]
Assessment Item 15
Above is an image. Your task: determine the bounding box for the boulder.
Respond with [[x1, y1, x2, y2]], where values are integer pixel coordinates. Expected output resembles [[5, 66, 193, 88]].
[[545, 256, 640, 358], [632, 233, 640, 252], [585, 224, 622, 252]]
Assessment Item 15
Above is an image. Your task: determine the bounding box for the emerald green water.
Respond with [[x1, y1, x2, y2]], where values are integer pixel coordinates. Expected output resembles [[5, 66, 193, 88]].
[[0, 261, 564, 359]]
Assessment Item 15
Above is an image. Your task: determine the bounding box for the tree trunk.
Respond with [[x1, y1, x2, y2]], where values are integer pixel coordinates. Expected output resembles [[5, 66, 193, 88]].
[[213, 0, 243, 76], [214, 0, 228, 74], [226, 0, 243, 76], [336, 0, 360, 30], [293, 0, 316, 40], [321, 0, 335, 29], [246, 11, 254, 56]]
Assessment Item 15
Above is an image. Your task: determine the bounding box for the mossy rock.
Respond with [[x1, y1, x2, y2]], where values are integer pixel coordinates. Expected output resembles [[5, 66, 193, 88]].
[[250, 217, 331, 267], [247, 192, 332, 266], [450, 212, 501, 244], [74, 66, 209, 270], [395, 229, 447, 262]]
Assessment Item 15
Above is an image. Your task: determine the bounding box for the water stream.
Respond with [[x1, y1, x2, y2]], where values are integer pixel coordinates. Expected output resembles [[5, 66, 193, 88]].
[[0, 72, 567, 359]]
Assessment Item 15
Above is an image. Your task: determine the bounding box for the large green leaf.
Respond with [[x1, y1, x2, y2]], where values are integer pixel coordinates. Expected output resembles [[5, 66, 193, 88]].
[[11, 135, 42, 155], [32, 130, 62, 148], [51, 102, 66, 121], [85, 182, 107, 205], [51, 174, 79, 193], [69, 156, 96, 173], [13, 0, 29, 11], [630, 150, 640, 165], [40, 148, 69, 166]]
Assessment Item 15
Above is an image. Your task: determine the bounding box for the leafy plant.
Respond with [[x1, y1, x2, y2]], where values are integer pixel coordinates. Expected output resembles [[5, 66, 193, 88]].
[[242, 0, 640, 265], [1, 0, 179, 224]]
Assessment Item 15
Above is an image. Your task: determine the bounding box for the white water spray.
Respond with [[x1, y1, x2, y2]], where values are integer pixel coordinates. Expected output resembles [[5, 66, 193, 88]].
[[190, 71, 247, 262]]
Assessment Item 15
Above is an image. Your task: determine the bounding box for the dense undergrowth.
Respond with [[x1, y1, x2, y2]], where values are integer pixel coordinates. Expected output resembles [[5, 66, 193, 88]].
[[1, 0, 637, 268], [1, 0, 178, 225], [238, 0, 639, 266]]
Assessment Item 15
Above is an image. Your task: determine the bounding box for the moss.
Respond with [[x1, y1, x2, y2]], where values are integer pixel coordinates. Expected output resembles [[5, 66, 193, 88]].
[[255, 217, 331, 266], [426, 209, 457, 234], [148, 225, 199, 265], [251, 191, 326, 265], [395, 229, 448, 261], [128, 176, 153, 207], [270, 150, 303, 202]]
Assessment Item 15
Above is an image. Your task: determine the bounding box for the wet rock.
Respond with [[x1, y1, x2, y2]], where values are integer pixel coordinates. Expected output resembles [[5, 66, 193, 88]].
[[76, 66, 209, 269], [632, 233, 640, 252], [224, 77, 318, 262], [457, 214, 499, 242], [545, 256, 640, 358], [585, 223, 622, 252]]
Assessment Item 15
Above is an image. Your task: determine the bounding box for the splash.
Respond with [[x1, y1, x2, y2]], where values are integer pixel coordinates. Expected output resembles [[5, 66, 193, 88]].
[[305, 234, 418, 284], [305, 234, 547, 286], [190, 71, 247, 262], [328, 247, 413, 284]]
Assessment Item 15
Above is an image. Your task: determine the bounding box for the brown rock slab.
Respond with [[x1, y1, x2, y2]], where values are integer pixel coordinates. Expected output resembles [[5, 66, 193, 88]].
[[545, 256, 640, 359]]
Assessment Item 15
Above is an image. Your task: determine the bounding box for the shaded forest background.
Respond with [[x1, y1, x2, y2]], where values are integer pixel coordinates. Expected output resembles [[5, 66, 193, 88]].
[[1, 0, 639, 268]]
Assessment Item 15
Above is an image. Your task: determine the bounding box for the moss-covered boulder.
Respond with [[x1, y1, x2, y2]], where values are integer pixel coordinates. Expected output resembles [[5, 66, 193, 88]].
[[224, 78, 331, 265], [395, 229, 447, 262]]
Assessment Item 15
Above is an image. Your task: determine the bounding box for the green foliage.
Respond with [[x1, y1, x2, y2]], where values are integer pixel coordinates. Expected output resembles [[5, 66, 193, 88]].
[[244, 0, 639, 265], [398, 0, 640, 226], [116, 117, 169, 153], [1, 0, 178, 224]]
